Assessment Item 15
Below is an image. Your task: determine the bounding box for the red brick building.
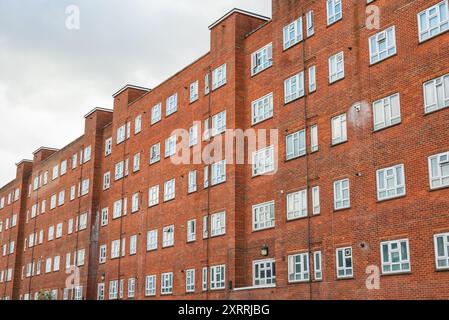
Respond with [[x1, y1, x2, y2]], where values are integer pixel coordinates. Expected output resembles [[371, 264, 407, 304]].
[[1, 0, 449, 300]]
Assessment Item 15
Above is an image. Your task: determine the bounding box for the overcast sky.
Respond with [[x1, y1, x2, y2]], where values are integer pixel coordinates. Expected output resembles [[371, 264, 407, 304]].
[[0, 0, 271, 186]]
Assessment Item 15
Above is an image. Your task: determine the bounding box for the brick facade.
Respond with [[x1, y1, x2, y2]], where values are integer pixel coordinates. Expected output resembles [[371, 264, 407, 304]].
[[0, 0, 448, 300]]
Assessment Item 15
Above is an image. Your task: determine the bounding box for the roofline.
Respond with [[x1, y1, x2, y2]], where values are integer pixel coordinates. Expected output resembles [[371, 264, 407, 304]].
[[15, 159, 33, 166], [208, 8, 271, 30], [84, 107, 113, 119], [112, 85, 151, 98], [32, 147, 60, 155]]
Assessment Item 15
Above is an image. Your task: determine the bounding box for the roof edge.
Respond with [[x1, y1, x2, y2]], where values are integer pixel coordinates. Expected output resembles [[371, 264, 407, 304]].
[[84, 107, 113, 119], [112, 85, 151, 98], [208, 8, 271, 30], [15, 159, 33, 166], [32, 147, 60, 155]]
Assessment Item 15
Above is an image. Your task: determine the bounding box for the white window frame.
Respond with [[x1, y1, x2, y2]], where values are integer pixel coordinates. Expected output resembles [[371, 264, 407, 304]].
[[373, 93, 401, 131], [284, 72, 305, 103], [211, 160, 226, 185], [210, 265, 225, 290], [428, 151, 449, 189], [145, 275, 156, 296], [211, 211, 226, 237], [186, 269, 195, 293], [336, 247, 353, 279], [417, 0, 449, 43], [252, 201, 275, 231], [105, 137, 112, 156], [334, 178, 350, 210], [251, 93, 273, 125], [328, 51, 345, 83], [187, 219, 196, 242], [190, 81, 199, 103], [314, 251, 323, 280], [148, 185, 159, 207], [369, 26, 397, 65], [286, 129, 306, 160], [162, 225, 174, 248], [283, 18, 303, 50], [251, 43, 273, 75], [165, 135, 176, 158], [163, 179, 175, 202], [212, 64, 227, 90], [252, 145, 275, 177], [423, 73, 449, 113], [288, 253, 309, 283], [151, 103, 162, 124], [327, 0, 342, 25], [376, 164, 406, 201], [434, 232, 449, 270], [149, 142, 160, 164], [331, 113, 347, 145], [161, 272, 173, 295], [211, 111, 226, 136], [253, 259, 276, 286], [147, 230, 158, 251], [380, 239, 411, 274], [287, 189, 307, 220], [166, 93, 178, 116]]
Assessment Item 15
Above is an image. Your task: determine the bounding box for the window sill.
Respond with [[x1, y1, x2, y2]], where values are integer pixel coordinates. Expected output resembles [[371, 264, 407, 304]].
[[373, 121, 402, 133], [326, 18, 342, 28], [285, 153, 307, 163], [283, 40, 303, 52], [330, 140, 348, 148], [252, 226, 275, 233], [424, 104, 449, 116], [211, 82, 227, 92], [284, 94, 305, 106], [335, 276, 354, 281], [418, 29, 449, 45], [376, 194, 406, 204], [381, 271, 411, 277], [429, 185, 449, 192], [369, 53, 397, 67], [286, 215, 308, 223], [251, 65, 273, 78], [329, 76, 345, 85], [333, 206, 351, 213], [252, 116, 274, 127], [233, 284, 276, 291]]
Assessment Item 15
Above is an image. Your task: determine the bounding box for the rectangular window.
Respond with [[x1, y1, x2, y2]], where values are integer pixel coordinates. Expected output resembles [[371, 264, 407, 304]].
[[287, 190, 307, 220], [113, 199, 123, 219], [56, 223, 63, 238], [105, 137, 112, 156], [327, 0, 342, 25], [283, 18, 303, 50], [205, 73, 210, 95], [286, 129, 306, 160], [418, 0, 449, 42], [101, 208, 108, 226], [147, 230, 158, 251], [204, 166, 209, 188], [312, 186, 320, 215], [253, 259, 276, 286], [189, 124, 198, 147], [148, 185, 159, 207], [251, 43, 273, 75], [369, 26, 397, 64], [81, 179, 89, 196], [131, 193, 139, 213], [311, 124, 318, 152], [336, 247, 353, 278], [186, 269, 195, 293], [145, 275, 156, 296], [134, 115, 142, 134], [48, 225, 54, 241], [376, 164, 406, 201], [128, 278, 135, 298], [373, 93, 401, 130], [212, 64, 227, 90], [151, 103, 162, 124], [71, 154, 77, 170], [103, 172, 111, 190], [288, 253, 309, 282], [130, 235, 137, 255], [253, 201, 275, 231], [331, 114, 347, 145], [190, 81, 199, 103], [202, 267, 208, 291], [329, 51, 345, 83], [97, 283, 105, 300], [162, 226, 174, 248], [150, 143, 160, 164], [308, 65, 316, 92], [429, 151, 449, 189], [161, 272, 173, 295], [109, 280, 118, 300], [211, 160, 226, 185], [284, 72, 305, 103], [423, 73, 449, 113], [164, 179, 175, 202], [99, 245, 107, 264], [334, 178, 350, 210], [111, 240, 120, 259], [381, 239, 411, 274], [84, 146, 91, 163], [54, 256, 61, 272], [166, 93, 178, 116], [203, 216, 209, 239], [60, 160, 67, 175], [306, 10, 314, 37], [203, 118, 210, 140], [314, 251, 323, 280], [117, 125, 125, 144], [434, 233, 449, 270], [52, 165, 59, 180], [211, 211, 226, 237], [188, 170, 197, 193], [187, 219, 196, 242], [252, 93, 273, 125], [211, 111, 226, 136], [252, 146, 275, 176], [165, 135, 176, 158], [115, 161, 124, 180], [210, 265, 225, 290], [133, 153, 140, 172]]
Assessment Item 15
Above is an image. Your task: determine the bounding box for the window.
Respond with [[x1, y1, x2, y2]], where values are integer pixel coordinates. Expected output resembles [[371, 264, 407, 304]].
[[60, 160, 67, 175], [103, 172, 111, 190], [113, 199, 123, 219], [288, 253, 309, 282], [253, 201, 275, 231], [130, 235, 137, 255], [131, 193, 139, 213], [336, 247, 353, 278], [71, 154, 77, 170], [251, 44, 273, 75], [162, 226, 174, 248], [204, 166, 209, 188], [210, 265, 225, 290], [369, 26, 397, 65], [77, 249, 85, 266], [67, 219, 73, 235], [331, 114, 347, 145], [434, 233, 449, 270], [429, 151, 449, 189], [148, 185, 159, 207], [310, 124, 318, 152], [253, 259, 276, 286], [52, 165, 59, 180], [111, 240, 120, 259], [115, 161, 124, 180], [252, 93, 273, 125], [202, 267, 208, 291], [418, 0, 449, 42], [81, 179, 89, 196], [133, 153, 140, 172], [165, 135, 176, 158], [147, 230, 158, 251], [381, 239, 411, 274], [203, 118, 210, 140], [376, 164, 406, 201], [189, 124, 198, 147], [287, 190, 307, 220], [101, 208, 108, 226], [187, 219, 196, 242], [212, 111, 226, 136], [45, 258, 52, 273], [145, 275, 156, 296], [161, 272, 173, 295], [190, 81, 199, 103], [188, 171, 197, 193], [56, 223, 63, 238], [84, 146, 91, 163], [284, 72, 304, 103], [151, 103, 162, 124], [211, 160, 226, 185], [134, 115, 142, 134], [164, 179, 175, 202], [166, 93, 177, 116], [306, 10, 314, 37], [186, 269, 195, 293], [99, 245, 107, 264], [205, 73, 210, 95], [211, 211, 226, 237], [57, 191, 65, 206], [283, 18, 303, 50], [286, 129, 306, 160], [329, 51, 345, 83], [312, 186, 320, 215], [109, 280, 118, 300], [327, 0, 342, 25], [203, 216, 209, 239], [127, 278, 135, 298], [252, 146, 275, 176], [117, 125, 125, 144], [212, 64, 227, 90], [423, 73, 449, 113], [149, 143, 160, 164], [314, 251, 323, 280], [48, 225, 55, 241], [105, 137, 112, 156], [308, 65, 316, 92], [97, 283, 105, 300], [334, 179, 350, 210], [373, 93, 401, 130]]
